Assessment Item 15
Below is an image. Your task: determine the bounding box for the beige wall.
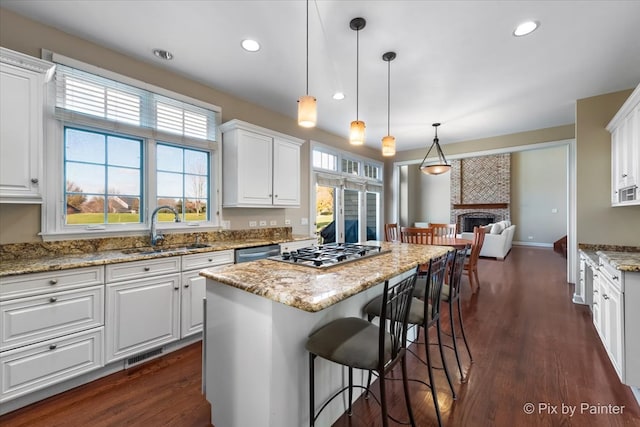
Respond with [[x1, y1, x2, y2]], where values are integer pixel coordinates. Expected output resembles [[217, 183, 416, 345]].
[[576, 89, 640, 246], [0, 8, 382, 244], [511, 146, 567, 244]]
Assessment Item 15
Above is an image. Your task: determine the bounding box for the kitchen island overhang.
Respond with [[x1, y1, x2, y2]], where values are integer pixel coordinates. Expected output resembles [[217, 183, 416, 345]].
[[200, 241, 451, 427]]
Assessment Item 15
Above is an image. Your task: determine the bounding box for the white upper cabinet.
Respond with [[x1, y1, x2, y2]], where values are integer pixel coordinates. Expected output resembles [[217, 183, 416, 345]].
[[607, 83, 640, 206], [0, 48, 55, 204], [220, 120, 303, 208]]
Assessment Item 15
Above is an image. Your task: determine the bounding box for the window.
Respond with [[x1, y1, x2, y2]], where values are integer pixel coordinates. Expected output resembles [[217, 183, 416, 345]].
[[156, 143, 209, 222], [311, 144, 383, 243], [42, 54, 221, 238], [65, 127, 142, 225]]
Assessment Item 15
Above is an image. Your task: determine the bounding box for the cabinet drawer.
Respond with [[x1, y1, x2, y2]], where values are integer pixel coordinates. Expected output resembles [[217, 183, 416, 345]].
[[105, 257, 180, 283], [599, 260, 623, 292], [1, 285, 104, 351], [0, 328, 103, 403], [182, 250, 234, 271], [0, 266, 104, 301]]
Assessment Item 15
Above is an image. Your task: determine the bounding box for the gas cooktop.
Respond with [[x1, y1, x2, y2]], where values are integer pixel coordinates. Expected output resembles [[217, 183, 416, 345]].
[[269, 243, 390, 269]]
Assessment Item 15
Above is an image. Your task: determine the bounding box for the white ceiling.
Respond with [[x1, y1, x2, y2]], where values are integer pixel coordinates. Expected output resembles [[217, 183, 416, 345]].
[[2, 0, 640, 152]]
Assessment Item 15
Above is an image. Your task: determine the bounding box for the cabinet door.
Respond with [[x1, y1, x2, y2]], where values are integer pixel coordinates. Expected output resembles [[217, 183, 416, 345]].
[[602, 279, 624, 378], [105, 274, 180, 363], [592, 272, 602, 338], [237, 130, 273, 205], [272, 137, 300, 206], [180, 270, 206, 338], [0, 64, 43, 203]]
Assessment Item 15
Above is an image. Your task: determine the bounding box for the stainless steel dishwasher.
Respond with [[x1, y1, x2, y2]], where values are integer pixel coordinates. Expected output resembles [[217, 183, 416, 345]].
[[234, 244, 280, 263]]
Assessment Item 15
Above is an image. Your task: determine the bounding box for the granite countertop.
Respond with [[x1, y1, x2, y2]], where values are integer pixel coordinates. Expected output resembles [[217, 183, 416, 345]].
[[199, 241, 453, 313], [597, 251, 640, 272], [0, 234, 316, 278]]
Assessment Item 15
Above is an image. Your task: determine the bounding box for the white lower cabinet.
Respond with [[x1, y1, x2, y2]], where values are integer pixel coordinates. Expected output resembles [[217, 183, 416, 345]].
[[0, 267, 105, 404], [180, 250, 234, 338], [105, 257, 181, 363], [0, 328, 103, 403], [592, 258, 640, 387]]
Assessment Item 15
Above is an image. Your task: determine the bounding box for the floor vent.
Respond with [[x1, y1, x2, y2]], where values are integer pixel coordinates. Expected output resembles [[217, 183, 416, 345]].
[[125, 348, 164, 369]]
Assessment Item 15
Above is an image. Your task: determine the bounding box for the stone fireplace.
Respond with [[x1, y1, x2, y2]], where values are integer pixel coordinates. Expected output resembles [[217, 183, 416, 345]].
[[450, 154, 511, 232]]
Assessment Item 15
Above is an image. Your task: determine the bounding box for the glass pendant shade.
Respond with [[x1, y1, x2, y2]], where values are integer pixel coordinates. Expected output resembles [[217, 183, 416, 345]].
[[298, 95, 317, 128], [382, 135, 396, 156], [419, 123, 451, 175], [350, 120, 366, 145]]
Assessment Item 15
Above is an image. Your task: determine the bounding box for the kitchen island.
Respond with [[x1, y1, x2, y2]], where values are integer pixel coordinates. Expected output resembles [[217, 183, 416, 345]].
[[200, 241, 451, 427]]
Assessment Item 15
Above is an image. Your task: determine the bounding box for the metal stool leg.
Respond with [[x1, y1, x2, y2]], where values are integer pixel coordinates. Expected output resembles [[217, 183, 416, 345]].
[[309, 353, 315, 427], [457, 297, 473, 362], [425, 325, 443, 427], [449, 297, 465, 381], [436, 318, 457, 399]]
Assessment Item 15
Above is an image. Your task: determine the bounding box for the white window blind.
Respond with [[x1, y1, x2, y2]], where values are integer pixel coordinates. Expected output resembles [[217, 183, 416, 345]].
[[55, 65, 216, 142]]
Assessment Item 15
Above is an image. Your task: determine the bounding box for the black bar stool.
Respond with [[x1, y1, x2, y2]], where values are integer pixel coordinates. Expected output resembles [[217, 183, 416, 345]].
[[305, 269, 418, 427]]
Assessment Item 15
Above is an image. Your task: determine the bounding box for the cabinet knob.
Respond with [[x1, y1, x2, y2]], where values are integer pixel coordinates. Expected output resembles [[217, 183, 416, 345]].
[[274, 194, 278, 198], [49, 297, 57, 303], [144, 267, 150, 271], [613, 275, 619, 280], [622, 173, 627, 178], [268, 194, 272, 197], [184, 284, 190, 288], [603, 294, 609, 300], [174, 286, 179, 290], [31, 178, 39, 184], [49, 279, 58, 285], [594, 289, 598, 293], [208, 258, 213, 262], [49, 344, 57, 350]]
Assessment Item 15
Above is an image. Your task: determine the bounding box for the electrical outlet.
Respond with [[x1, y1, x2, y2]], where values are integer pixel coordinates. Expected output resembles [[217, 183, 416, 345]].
[[284, 219, 291, 225], [249, 221, 257, 227], [528, 236, 534, 240], [259, 220, 267, 226], [270, 220, 277, 226], [551, 208, 558, 213]]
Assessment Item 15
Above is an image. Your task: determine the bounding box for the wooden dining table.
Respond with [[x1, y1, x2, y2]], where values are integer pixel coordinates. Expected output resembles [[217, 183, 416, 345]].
[[431, 236, 473, 249]]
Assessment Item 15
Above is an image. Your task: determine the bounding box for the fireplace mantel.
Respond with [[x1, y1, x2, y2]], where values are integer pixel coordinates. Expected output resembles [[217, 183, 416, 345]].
[[452, 203, 508, 210]]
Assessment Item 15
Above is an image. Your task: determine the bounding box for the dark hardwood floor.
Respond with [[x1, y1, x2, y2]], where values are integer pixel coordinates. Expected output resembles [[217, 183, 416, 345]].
[[1, 247, 639, 426]]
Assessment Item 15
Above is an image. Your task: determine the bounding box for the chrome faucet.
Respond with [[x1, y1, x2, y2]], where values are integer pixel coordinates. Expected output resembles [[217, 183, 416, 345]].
[[150, 205, 181, 246]]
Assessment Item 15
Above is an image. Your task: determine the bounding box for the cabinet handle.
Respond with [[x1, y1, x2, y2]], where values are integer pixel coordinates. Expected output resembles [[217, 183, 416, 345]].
[[613, 275, 619, 280], [208, 258, 213, 262], [49, 297, 57, 303], [594, 289, 598, 293], [622, 173, 627, 178], [603, 294, 609, 300], [49, 344, 57, 350], [49, 279, 58, 285], [174, 286, 179, 290], [593, 302, 598, 305], [144, 267, 150, 271], [31, 178, 39, 184], [184, 284, 190, 288]]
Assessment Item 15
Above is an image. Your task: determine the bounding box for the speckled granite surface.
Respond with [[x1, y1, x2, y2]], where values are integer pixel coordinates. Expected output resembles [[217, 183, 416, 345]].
[[578, 243, 640, 272], [200, 241, 453, 313], [0, 228, 314, 277], [597, 251, 640, 272]]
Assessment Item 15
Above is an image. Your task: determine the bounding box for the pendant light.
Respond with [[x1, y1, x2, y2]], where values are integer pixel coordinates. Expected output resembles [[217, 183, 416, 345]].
[[349, 17, 366, 145], [298, 0, 317, 128], [419, 123, 451, 175], [381, 51, 396, 157]]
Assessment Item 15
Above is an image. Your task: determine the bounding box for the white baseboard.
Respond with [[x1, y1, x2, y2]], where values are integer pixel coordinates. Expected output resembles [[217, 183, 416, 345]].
[[513, 241, 553, 248]]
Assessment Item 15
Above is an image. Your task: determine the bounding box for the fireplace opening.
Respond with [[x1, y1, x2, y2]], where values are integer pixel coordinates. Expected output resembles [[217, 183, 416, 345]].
[[462, 216, 494, 232]]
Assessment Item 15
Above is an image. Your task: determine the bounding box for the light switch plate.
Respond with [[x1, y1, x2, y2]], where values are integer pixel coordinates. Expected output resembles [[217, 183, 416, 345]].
[[249, 221, 257, 227], [259, 220, 267, 226]]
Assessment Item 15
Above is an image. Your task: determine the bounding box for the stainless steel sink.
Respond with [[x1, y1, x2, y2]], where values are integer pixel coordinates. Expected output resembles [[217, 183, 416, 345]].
[[122, 243, 212, 255]]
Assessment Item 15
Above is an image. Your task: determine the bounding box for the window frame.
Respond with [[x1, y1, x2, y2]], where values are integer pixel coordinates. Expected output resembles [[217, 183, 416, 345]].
[[310, 142, 384, 242], [40, 52, 222, 240]]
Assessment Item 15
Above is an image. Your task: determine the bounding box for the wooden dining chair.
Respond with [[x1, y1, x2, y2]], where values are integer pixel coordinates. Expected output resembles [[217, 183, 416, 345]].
[[384, 223, 399, 242], [400, 227, 433, 245], [464, 226, 486, 293], [429, 223, 457, 238]]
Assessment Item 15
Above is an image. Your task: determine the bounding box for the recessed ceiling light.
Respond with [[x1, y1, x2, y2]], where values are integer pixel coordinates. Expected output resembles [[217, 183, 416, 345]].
[[332, 92, 345, 100], [153, 49, 173, 60], [513, 21, 539, 37], [241, 39, 260, 52]]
